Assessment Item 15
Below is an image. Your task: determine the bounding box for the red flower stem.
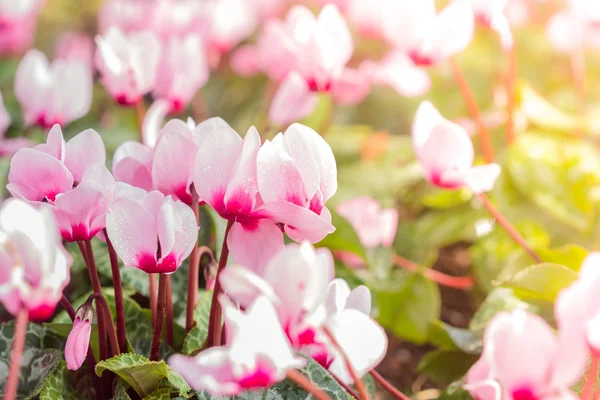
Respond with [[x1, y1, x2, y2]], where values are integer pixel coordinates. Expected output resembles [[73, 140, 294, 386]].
[[206, 220, 234, 348], [135, 100, 146, 142], [324, 327, 370, 400], [150, 273, 168, 361], [88, 293, 120, 357], [105, 231, 127, 354], [185, 188, 201, 333], [4, 309, 28, 400], [60, 294, 76, 321], [166, 275, 174, 347], [329, 370, 360, 399], [570, 44, 587, 117], [477, 194, 541, 263], [286, 370, 332, 400], [505, 43, 518, 144], [583, 354, 599, 400], [149, 273, 157, 326], [369, 370, 411, 400], [449, 57, 495, 163], [79, 241, 108, 361], [393, 254, 475, 289]]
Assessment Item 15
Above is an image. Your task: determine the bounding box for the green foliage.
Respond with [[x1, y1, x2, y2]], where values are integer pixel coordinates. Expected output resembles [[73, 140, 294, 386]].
[[500, 263, 578, 303], [316, 209, 366, 261], [418, 350, 479, 385], [96, 353, 168, 397], [376, 272, 441, 343], [183, 290, 213, 355], [39, 361, 78, 400]]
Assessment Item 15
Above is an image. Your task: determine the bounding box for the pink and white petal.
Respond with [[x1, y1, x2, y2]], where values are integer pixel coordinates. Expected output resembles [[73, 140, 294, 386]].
[[220, 265, 278, 309], [331, 68, 371, 105], [193, 117, 233, 147], [227, 220, 285, 275], [223, 127, 261, 215], [433, 1, 475, 59], [156, 198, 177, 262], [268, 73, 318, 126], [489, 14, 513, 50], [327, 310, 387, 384], [379, 208, 399, 247], [7, 148, 74, 202], [315, 4, 354, 68], [64, 129, 106, 182], [139, 190, 165, 216], [325, 278, 351, 315], [412, 101, 444, 150], [53, 184, 105, 241], [113, 141, 153, 167], [35, 124, 65, 160], [346, 286, 372, 315], [193, 123, 242, 213], [364, 53, 431, 97], [14, 50, 50, 126], [113, 157, 153, 191], [53, 60, 93, 124], [460, 163, 501, 194], [545, 12, 574, 53], [142, 99, 171, 148], [106, 197, 158, 269], [257, 137, 307, 206], [230, 45, 262, 77], [168, 350, 240, 395], [170, 199, 198, 264], [258, 201, 335, 243]]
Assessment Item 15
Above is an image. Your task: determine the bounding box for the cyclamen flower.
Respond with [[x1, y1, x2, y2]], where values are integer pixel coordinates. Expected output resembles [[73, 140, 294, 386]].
[[55, 32, 94, 71], [112, 141, 154, 191], [95, 27, 161, 106], [0, 199, 71, 320], [153, 34, 209, 114], [7, 125, 106, 203], [465, 310, 586, 400], [98, 0, 151, 35], [65, 302, 93, 370], [411, 101, 500, 194], [546, 0, 600, 52], [169, 296, 305, 395], [14, 49, 93, 128], [457, 0, 513, 49], [106, 190, 197, 274], [336, 197, 398, 268], [382, 0, 474, 66], [0, 0, 44, 55]]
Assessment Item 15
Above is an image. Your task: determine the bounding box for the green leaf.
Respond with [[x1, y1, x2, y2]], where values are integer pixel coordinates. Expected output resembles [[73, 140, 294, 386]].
[[39, 361, 78, 400], [165, 368, 192, 397], [366, 246, 394, 280], [183, 290, 213, 355], [376, 273, 441, 343], [95, 353, 168, 397], [469, 288, 554, 336], [362, 374, 376, 399], [114, 381, 133, 400], [316, 209, 366, 261], [437, 380, 474, 400], [143, 387, 172, 400], [538, 244, 587, 271], [418, 350, 479, 385], [518, 83, 583, 133], [500, 263, 578, 303], [0, 322, 64, 399], [420, 188, 472, 209], [427, 320, 482, 354], [196, 355, 353, 399]]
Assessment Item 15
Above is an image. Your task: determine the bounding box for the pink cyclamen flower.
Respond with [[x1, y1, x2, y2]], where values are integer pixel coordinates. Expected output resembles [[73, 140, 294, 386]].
[[151, 117, 216, 204], [98, 0, 151, 35], [8, 124, 106, 203], [14, 49, 93, 128], [0, 0, 44, 55], [106, 190, 197, 274], [169, 295, 305, 395], [457, 0, 512, 49], [153, 34, 209, 114], [465, 310, 586, 400], [0, 199, 71, 321], [53, 163, 117, 242], [220, 242, 334, 344], [55, 32, 94, 71], [95, 27, 161, 106], [267, 5, 369, 125], [555, 253, 600, 361], [320, 279, 386, 384], [112, 141, 154, 191], [65, 303, 93, 370], [382, 0, 474, 67], [257, 123, 337, 243], [347, 0, 394, 39], [546, 0, 600, 53], [411, 101, 500, 193], [0, 91, 32, 156]]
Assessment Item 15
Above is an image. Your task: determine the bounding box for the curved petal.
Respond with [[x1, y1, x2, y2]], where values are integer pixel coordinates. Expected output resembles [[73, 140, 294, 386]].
[[257, 201, 335, 243], [268, 73, 318, 126], [433, 1, 475, 60], [226, 220, 284, 275], [64, 129, 106, 182], [346, 285, 372, 315], [461, 163, 501, 194], [325, 278, 351, 316], [142, 98, 171, 147], [220, 265, 278, 309], [411, 101, 444, 150]]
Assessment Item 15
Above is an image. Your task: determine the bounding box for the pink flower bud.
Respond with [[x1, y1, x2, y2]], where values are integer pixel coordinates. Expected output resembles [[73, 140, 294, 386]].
[[65, 303, 94, 370]]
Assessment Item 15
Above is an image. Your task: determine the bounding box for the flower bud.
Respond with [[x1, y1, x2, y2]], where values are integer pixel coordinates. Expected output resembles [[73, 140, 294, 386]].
[[65, 302, 94, 370]]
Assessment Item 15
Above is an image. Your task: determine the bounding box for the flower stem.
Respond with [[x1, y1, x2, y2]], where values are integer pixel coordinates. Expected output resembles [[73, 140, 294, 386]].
[[88, 293, 120, 357], [570, 44, 587, 118], [369, 370, 411, 400], [206, 220, 234, 348], [582, 355, 599, 400], [149, 273, 157, 326], [505, 43, 518, 144], [166, 275, 174, 347], [79, 241, 108, 361], [449, 57, 494, 163], [135, 100, 146, 143], [393, 254, 475, 289], [324, 327, 370, 400], [477, 193, 541, 263], [286, 370, 332, 400], [150, 274, 168, 361], [60, 294, 76, 321], [4, 308, 28, 400], [186, 188, 200, 333], [105, 231, 127, 354], [329, 370, 360, 399]]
